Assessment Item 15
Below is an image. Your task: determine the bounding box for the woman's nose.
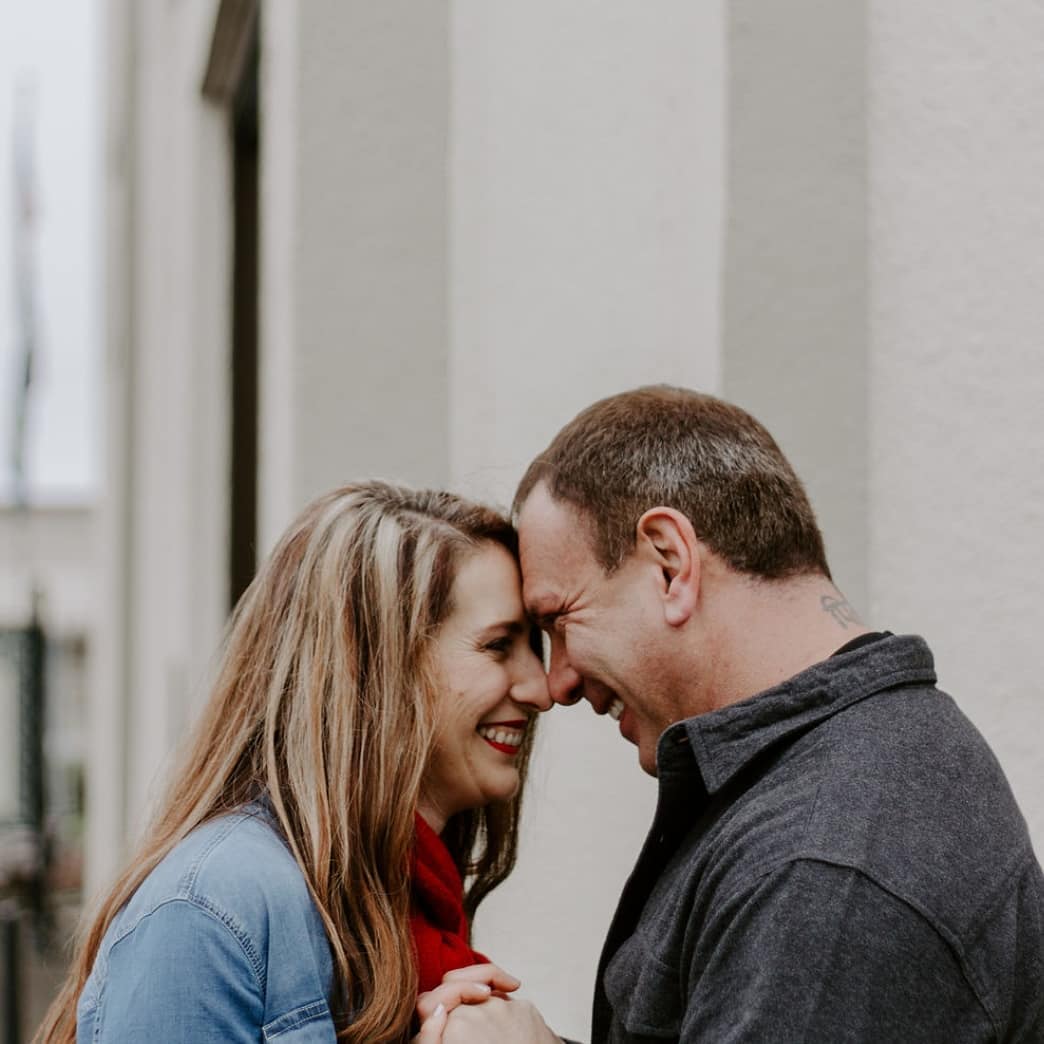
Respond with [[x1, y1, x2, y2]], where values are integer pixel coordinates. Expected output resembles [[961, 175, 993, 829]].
[[512, 651, 553, 712]]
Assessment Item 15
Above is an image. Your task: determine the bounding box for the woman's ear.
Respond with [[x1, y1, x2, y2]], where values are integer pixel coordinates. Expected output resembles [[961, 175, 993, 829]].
[[635, 508, 699, 627]]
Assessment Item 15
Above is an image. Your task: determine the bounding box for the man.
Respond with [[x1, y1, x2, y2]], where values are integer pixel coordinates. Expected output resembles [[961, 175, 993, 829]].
[[440, 385, 1044, 1042]]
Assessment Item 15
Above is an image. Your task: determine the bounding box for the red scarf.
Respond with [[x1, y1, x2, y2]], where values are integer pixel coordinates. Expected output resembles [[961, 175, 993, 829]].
[[410, 813, 488, 994]]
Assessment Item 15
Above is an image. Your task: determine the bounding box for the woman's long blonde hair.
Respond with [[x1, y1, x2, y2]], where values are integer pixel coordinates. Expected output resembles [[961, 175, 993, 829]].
[[38, 482, 537, 1043]]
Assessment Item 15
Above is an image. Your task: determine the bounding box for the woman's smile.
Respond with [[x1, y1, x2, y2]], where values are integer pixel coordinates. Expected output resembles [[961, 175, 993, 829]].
[[477, 719, 528, 754]]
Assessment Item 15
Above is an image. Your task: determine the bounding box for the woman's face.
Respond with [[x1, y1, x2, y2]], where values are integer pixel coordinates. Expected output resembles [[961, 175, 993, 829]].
[[419, 542, 551, 831]]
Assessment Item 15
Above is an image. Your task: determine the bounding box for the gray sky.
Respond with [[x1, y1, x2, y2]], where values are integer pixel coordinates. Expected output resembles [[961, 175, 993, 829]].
[[0, 0, 100, 505]]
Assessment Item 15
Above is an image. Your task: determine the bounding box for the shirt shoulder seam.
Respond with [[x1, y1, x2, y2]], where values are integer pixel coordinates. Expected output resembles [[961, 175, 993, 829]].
[[110, 893, 266, 992]]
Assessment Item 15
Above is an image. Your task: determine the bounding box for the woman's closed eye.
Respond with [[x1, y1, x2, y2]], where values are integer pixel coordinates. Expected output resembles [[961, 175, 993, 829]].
[[482, 635, 513, 657]]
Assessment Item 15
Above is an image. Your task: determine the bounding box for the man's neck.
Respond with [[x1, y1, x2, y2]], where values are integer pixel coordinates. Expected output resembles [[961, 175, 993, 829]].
[[701, 571, 870, 713]]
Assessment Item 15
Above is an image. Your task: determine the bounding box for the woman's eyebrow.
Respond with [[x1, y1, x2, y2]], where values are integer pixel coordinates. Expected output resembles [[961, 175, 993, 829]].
[[478, 619, 527, 637]]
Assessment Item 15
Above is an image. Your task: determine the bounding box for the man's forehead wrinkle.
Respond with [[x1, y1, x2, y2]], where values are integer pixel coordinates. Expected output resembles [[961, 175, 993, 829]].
[[518, 485, 603, 621]]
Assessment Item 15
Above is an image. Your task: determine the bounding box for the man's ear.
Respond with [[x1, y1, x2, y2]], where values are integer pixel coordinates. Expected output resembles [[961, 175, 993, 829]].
[[635, 507, 699, 627]]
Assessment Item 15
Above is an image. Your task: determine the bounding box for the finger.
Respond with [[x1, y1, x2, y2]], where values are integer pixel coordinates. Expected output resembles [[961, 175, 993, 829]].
[[412, 1002, 447, 1044], [416, 982, 492, 1019], [440, 963, 522, 992]]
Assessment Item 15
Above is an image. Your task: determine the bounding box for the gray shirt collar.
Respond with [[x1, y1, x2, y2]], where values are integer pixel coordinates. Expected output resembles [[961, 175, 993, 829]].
[[657, 633, 937, 793]]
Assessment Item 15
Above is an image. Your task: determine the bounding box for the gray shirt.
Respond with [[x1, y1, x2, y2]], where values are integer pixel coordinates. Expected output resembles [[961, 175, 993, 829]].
[[593, 634, 1044, 1042]]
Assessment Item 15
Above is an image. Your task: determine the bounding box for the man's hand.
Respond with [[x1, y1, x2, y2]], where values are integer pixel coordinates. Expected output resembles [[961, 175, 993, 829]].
[[415, 962, 522, 1023], [442, 996, 561, 1043]]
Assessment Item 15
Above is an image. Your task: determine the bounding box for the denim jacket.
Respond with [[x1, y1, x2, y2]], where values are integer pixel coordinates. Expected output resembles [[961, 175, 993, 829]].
[[77, 805, 336, 1042]]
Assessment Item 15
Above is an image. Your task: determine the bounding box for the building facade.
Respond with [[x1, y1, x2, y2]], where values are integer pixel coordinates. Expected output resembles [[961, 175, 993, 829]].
[[93, 2, 1044, 1038]]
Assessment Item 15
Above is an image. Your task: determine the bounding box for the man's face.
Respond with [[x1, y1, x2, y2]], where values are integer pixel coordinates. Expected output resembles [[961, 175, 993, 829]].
[[517, 483, 677, 775]]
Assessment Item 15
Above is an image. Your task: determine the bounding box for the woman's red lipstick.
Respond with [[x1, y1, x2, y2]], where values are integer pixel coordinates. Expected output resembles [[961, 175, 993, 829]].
[[477, 720, 527, 755]]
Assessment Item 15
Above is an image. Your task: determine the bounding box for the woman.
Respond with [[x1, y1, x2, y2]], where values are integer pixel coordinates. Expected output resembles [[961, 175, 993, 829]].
[[37, 481, 551, 1043]]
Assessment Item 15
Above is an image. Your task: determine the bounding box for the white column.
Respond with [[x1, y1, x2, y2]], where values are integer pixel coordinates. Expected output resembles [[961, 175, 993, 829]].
[[868, 1, 1044, 846], [450, 4, 725, 1036], [258, 0, 451, 557], [122, 0, 232, 835], [91, 0, 232, 887]]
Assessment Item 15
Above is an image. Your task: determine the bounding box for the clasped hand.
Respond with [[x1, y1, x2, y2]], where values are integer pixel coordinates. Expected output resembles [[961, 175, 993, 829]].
[[413, 964, 560, 1043]]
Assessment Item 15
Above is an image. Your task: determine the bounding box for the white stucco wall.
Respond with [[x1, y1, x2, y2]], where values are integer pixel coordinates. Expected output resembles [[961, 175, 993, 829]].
[[722, 0, 868, 613], [868, 1, 1044, 848], [450, 4, 725, 1036]]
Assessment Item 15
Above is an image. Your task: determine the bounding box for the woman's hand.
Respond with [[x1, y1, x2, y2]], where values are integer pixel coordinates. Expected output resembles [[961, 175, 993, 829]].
[[413, 963, 522, 1042], [412, 1001, 448, 1044]]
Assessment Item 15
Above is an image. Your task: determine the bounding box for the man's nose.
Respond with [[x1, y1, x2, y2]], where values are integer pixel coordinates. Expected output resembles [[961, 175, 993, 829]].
[[547, 643, 583, 706]]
